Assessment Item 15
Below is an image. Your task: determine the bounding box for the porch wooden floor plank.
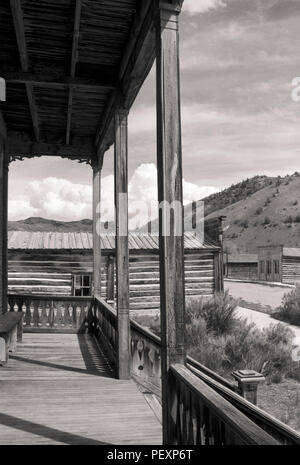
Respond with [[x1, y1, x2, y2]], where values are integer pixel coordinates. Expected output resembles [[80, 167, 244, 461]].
[[0, 334, 162, 445]]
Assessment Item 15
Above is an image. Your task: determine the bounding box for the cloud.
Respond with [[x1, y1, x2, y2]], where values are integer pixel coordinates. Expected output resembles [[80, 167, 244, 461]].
[[129, 103, 241, 136], [9, 199, 38, 220], [128, 163, 217, 229], [183, 0, 226, 15], [8, 165, 217, 228], [9, 177, 92, 222]]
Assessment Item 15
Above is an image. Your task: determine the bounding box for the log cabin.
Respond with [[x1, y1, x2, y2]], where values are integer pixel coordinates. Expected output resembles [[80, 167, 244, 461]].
[[224, 253, 258, 281], [258, 245, 300, 284], [8, 227, 223, 314]]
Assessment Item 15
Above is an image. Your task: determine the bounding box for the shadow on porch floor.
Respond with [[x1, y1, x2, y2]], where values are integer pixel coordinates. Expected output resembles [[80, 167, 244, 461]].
[[0, 333, 162, 445]]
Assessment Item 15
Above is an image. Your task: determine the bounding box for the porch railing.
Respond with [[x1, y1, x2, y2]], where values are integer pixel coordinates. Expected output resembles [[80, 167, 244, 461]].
[[92, 295, 117, 365], [7, 294, 92, 332], [168, 364, 277, 445], [187, 359, 300, 445], [91, 295, 300, 445]]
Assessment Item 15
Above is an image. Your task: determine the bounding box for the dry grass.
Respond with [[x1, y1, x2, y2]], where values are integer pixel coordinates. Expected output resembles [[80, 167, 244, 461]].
[[258, 378, 300, 432]]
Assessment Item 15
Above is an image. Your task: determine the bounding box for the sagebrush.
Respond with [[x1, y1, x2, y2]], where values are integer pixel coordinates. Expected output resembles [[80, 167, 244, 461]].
[[135, 292, 300, 383], [274, 284, 300, 326]]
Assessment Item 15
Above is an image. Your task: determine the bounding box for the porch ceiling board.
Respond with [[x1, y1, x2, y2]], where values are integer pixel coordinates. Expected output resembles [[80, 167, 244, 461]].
[[0, 0, 154, 163]]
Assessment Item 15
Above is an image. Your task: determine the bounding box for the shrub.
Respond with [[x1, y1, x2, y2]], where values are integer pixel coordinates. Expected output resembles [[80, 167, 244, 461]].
[[240, 219, 249, 229], [287, 364, 300, 382], [186, 291, 239, 336], [263, 216, 271, 225], [285, 215, 294, 224], [222, 322, 293, 375], [274, 284, 300, 326], [145, 292, 300, 384], [188, 318, 296, 380], [264, 197, 271, 206], [185, 313, 207, 349], [294, 215, 300, 223], [186, 295, 298, 381], [255, 207, 263, 215], [270, 372, 283, 384]]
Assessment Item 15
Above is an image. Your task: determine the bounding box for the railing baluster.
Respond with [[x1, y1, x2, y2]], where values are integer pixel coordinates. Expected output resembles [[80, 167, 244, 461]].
[[33, 300, 40, 327], [40, 301, 48, 328], [71, 303, 76, 328], [45, 302, 50, 327]]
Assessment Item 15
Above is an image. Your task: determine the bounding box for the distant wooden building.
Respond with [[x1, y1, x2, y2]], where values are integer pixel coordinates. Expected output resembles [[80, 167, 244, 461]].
[[224, 253, 258, 281], [8, 228, 223, 313], [258, 245, 300, 284]]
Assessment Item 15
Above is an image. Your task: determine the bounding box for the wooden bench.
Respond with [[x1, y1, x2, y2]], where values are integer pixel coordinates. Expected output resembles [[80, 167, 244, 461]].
[[0, 312, 23, 366]]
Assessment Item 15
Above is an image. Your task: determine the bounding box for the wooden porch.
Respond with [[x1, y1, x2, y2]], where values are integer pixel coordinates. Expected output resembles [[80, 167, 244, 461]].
[[1, 295, 300, 445], [0, 332, 161, 445]]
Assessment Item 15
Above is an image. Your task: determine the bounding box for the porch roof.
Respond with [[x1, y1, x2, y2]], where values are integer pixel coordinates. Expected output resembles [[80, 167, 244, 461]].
[[8, 230, 220, 251], [0, 0, 155, 163]]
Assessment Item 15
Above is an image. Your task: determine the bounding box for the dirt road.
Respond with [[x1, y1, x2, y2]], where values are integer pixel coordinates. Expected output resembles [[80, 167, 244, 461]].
[[225, 280, 291, 310], [236, 306, 300, 350]]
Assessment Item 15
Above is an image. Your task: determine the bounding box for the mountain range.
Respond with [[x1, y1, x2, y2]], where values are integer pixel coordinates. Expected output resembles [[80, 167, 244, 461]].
[[8, 172, 300, 253], [8, 217, 114, 233]]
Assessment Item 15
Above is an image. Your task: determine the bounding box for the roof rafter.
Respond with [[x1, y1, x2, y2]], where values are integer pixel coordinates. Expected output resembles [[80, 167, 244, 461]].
[[4, 72, 115, 91], [10, 0, 40, 142], [66, 0, 82, 145]]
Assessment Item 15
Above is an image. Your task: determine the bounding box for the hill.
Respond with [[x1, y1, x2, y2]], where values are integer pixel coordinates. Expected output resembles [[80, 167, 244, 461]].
[[8, 217, 114, 233], [202, 175, 276, 217], [142, 173, 300, 253], [142, 175, 279, 233], [206, 173, 300, 253]]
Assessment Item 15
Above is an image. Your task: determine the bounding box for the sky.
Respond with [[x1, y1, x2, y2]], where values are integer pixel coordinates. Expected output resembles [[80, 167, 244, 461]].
[[8, 0, 300, 223]]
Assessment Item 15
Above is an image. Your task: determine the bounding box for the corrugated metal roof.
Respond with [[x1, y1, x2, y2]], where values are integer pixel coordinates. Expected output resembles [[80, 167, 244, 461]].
[[8, 231, 219, 251], [227, 254, 258, 264], [283, 247, 300, 258]]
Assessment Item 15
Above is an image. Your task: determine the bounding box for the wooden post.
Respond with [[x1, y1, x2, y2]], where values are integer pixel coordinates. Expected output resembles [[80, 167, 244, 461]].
[[92, 158, 102, 297], [106, 254, 115, 303], [232, 370, 265, 406], [0, 142, 8, 314], [156, 1, 186, 444], [218, 217, 224, 292], [114, 108, 130, 380]]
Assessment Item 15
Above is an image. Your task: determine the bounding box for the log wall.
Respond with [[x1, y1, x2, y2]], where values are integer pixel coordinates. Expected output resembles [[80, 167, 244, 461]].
[[227, 263, 258, 281], [129, 251, 215, 313], [8, 249, 218, 312], [282, 257, 300, 285]]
